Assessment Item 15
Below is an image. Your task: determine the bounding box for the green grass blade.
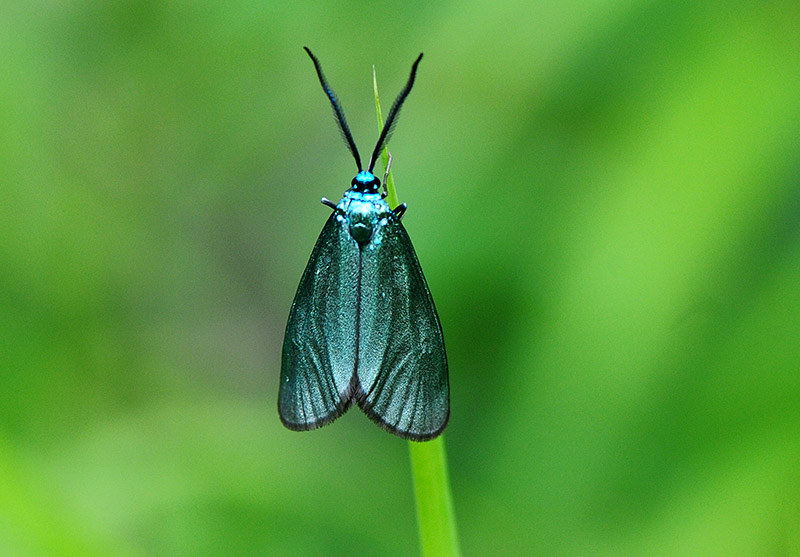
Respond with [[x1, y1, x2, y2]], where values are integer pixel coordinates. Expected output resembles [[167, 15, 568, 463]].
[[373, 65, 399, 209], [409, 439, 461, 557], [373, 63, 461, 557]]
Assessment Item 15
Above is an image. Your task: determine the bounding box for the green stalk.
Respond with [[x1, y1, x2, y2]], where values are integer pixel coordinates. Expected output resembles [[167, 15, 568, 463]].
[[408, 439, 461, 556], [373, 65, 461, 557], [373, 66, 399, 209]]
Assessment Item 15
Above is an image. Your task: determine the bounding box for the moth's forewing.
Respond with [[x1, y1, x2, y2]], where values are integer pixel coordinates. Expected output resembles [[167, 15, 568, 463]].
[[279, 214, 359, 430], [356, 217, 449, 440]]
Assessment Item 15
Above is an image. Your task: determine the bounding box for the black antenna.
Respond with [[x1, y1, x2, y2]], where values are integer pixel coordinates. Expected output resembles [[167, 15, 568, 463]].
[[304, 47, 362, 171], [367, 53, 423, 173]]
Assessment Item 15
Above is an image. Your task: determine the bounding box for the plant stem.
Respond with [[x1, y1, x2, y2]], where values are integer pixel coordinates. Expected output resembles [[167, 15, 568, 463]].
[[373, 66, 399, 209], [373, 64, 461, 557], [409, 439, 461, 556]]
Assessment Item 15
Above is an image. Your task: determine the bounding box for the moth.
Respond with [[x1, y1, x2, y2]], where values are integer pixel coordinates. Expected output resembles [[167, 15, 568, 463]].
[[279, 49, 449, 441]]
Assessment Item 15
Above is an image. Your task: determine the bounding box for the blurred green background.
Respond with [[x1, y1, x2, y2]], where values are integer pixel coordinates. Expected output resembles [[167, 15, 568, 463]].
[[2, 1, 800, 555]]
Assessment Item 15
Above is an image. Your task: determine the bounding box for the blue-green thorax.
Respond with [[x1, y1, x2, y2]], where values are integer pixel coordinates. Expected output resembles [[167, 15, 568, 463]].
[[335, 171, 392, 246]]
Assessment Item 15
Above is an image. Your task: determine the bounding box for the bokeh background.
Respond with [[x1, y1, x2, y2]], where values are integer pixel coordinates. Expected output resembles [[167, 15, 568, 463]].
[[3, 1, 800, 555]]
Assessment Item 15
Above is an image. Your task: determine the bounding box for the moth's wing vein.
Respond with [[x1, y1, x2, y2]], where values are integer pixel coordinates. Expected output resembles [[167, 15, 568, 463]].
[[280, 213, 359, 430], [355, 219, 449, 440]]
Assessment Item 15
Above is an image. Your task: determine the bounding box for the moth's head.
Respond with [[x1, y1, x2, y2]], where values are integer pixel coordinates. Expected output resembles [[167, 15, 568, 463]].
[[350, 170, 381, 194]]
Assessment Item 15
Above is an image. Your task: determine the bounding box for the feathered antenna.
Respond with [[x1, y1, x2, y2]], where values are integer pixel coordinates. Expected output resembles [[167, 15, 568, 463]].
[[304, 47, 362, 171]]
